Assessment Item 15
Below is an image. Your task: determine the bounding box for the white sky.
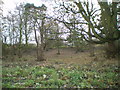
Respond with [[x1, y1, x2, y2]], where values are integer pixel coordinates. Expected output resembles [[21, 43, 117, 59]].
[[2, 0, 116, 16], [3, 0, 55, 16]]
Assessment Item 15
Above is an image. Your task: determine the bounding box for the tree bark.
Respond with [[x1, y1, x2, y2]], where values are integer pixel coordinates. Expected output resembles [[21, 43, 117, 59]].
[[36, 20, 46, 61], [24, 16, 28, 46], [37, 44, 45, 61], [89, 43, 95, 57], [88, 20, 94, 57], [106, 41, 116, 58], [57, 43, 60, 55]]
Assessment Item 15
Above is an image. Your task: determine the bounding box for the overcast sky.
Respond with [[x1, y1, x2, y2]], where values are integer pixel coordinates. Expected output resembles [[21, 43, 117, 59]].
[[2, 0, 117, 16], [3, 0, 102, 16], [3, 0, 55, 16]]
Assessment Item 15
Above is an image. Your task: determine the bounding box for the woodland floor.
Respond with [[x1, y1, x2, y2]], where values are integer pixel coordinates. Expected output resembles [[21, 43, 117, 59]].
[[3, 45, 119, 67], [2, 45, 119, 88]]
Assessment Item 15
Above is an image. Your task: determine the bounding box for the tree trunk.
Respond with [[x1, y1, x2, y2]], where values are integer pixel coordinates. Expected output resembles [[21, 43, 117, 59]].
[[18, 18, 22, 58], [56, 25, 61, 55], [88, 20, 94, 57], [89, 43, 95, 57], [18, 26, 22, 58], [25, 16, 28, 46], [37, 44, 45, 61], [106, 41, 116, 58], [18, 34, 22, 58], [25, 27, 28, 46], [57, 44, 60, 55], [36, 20, 46, 61]]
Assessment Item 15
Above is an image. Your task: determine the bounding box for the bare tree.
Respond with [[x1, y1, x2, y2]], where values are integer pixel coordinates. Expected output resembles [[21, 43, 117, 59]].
[[24, 3, 47, 61]]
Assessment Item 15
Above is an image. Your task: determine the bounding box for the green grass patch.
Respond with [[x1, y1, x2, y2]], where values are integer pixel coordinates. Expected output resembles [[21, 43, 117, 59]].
[[2, 63, 119, 88]]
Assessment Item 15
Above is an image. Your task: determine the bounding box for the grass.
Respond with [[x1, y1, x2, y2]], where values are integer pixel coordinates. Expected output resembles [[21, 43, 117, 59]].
[[2, 62, 119, 88]]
